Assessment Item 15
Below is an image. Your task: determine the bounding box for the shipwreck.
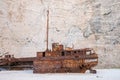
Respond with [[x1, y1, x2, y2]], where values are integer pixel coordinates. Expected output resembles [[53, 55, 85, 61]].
[[0, 10, 98, 73]]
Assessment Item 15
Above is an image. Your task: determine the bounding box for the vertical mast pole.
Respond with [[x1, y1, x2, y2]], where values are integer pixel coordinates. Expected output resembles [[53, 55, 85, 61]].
[[46, 10, 49, 51]]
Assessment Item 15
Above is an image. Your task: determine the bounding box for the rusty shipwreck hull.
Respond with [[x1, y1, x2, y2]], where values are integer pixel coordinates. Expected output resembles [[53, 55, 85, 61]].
[[0, 55, 35, 70], [0, 47, 98, 73], [33, 47, 98, 73], [34, 57, 98, 73]]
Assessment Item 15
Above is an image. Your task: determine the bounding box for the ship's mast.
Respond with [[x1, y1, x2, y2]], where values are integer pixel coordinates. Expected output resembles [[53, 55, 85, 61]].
[[46, 10, 49, 51]]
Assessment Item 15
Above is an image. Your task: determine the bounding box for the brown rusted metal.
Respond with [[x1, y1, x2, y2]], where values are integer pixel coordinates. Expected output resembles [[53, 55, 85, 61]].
[[0, 45, 98, 73], [0, 55, 35, 70], [33, 43, 98, 73], [46, 10, 49, 51]]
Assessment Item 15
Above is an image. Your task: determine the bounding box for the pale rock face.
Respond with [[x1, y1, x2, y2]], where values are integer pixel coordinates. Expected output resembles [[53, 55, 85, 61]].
[[0, 0, 120, 68]]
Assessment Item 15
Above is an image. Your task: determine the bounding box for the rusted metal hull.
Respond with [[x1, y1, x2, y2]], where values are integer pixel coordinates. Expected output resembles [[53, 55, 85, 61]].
[[0, 47, 98, 74], [34, 59, 97, 73], [33, 47, 98, 73], [0, 56, 35, 70]]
